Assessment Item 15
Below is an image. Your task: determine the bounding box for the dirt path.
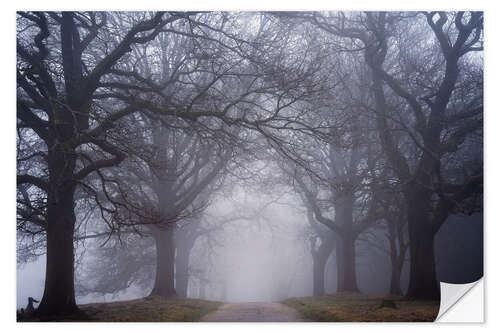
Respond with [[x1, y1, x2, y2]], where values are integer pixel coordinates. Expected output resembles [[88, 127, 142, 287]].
[[200, 302, 306, 322]]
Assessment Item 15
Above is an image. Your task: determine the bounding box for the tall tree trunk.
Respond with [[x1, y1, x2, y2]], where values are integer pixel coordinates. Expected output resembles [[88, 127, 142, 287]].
[[174, 224, 199, 298], [150, 226, 177, 297], [37, 151, 78, 316], [334, 196, 359, 293], [175, 242, 191, 298], [312, 254, 326, 296], [312, 236, 335, 296], [404, 191, 440, 300], [387, 217, 404, 296], [336, 232, 359, 292], [199, 281, 206, 299], [389, 257, 403, 296], [335, 237, 344, 291], [369, 55, 439, 300]]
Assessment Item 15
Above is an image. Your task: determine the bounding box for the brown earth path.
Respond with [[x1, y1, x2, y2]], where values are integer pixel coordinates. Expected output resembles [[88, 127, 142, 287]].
[[200, 302, 307, 322]]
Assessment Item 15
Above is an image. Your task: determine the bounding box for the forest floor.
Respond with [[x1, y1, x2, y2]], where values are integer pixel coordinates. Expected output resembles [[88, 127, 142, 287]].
[[282, 292, 440, 322], [19, 293, 440, 322]]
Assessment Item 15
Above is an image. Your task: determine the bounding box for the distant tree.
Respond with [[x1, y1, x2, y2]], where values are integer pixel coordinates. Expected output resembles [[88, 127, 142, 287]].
[[277, 65, 383, 293], [304, 207, 336, 296], [119, 124, 230, 297], [359, 182, 409, 296]]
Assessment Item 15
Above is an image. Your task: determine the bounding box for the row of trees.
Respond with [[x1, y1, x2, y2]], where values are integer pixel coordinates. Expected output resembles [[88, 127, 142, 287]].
[[17, 11, 482, 316]]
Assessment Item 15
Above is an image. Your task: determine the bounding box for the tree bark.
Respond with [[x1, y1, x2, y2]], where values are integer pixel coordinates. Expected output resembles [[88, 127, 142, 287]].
[[335, 232, 359, 292], [335, 238, 344, 292], [174, 222, 200, 298], [175, 241, 191, 298], [389, 258, 404, 296], [36, 137, 79, 316], [387, 216, 405, 296], [334, 196, 360, 293], [150, 226, 177, 297], [312, 236, 335, 296], [312, 255, 326, 296], [404, 190, 440, 300]]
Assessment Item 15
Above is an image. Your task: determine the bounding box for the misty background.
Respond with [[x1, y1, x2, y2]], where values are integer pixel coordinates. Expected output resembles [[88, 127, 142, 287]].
[[17, 177, 483, 309]]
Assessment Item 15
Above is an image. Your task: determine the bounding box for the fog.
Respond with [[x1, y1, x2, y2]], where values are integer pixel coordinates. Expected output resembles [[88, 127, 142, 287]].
[[17, 179, 482, 309]]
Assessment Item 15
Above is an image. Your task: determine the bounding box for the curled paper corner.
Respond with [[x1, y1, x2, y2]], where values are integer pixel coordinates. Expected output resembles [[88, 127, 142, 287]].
[[435, 278, 483, 322]]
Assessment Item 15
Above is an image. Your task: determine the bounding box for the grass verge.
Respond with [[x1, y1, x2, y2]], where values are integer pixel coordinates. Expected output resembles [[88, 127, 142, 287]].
[[80, 296, 222, 322], [21, 296, 221, 322], [282, 292, 440, 322]]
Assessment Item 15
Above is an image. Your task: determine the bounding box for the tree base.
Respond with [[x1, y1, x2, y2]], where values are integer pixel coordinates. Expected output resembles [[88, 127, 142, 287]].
[[20, 306, 87, 322]]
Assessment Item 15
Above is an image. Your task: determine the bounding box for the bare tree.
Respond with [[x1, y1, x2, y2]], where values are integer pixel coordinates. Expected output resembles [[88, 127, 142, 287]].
[[17, 11, 195, 315], [306, 11, 483, 299], [305, 209, 336, 296]]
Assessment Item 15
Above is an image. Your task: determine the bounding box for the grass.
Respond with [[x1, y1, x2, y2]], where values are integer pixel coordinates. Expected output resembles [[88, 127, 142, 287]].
[[282, 292, 440, 322], [21, 296, 222, 322], [80, 296, 222, 322]]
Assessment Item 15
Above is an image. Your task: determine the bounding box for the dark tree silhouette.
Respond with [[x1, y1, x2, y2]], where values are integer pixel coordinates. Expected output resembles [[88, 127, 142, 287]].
[[17, 12, 193, 315]]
